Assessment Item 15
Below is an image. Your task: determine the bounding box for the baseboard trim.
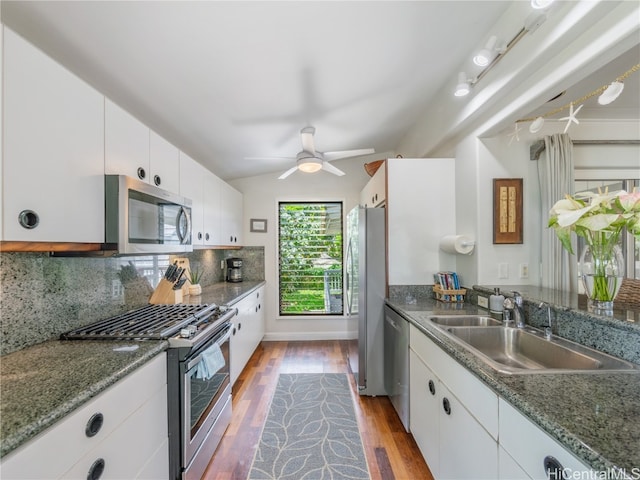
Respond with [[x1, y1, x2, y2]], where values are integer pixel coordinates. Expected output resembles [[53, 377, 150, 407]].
[[262, 331, 357, 341]]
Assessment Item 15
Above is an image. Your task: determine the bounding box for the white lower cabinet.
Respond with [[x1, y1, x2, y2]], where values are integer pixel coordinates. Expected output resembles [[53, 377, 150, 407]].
[[499, 399, 593, 480], [409, 323, 596, 480], [230, 286, 265, 385], [0, 354, 168, 480], [409, 350, 440, 475], [499, 446, 530, 480], [409, 324, 498, 479]]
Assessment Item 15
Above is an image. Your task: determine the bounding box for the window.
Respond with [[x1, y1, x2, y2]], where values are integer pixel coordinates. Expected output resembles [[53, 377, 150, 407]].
[[278, 202, 343, 316]]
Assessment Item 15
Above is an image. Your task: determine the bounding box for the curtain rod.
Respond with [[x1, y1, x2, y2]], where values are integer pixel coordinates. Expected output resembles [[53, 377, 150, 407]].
[[530, 139, 640, 161]]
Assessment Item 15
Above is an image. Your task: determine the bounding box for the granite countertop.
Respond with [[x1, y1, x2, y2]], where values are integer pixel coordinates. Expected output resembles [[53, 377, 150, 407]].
[[0, 340, 167, 458], [183, 280, 265, 307], [0, 280, 265, 459], [386, 297, 640, 473]]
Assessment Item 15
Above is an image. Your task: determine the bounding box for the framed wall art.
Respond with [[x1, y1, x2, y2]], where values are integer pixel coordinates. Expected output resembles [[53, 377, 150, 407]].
[[250, 218, 268, 233], [493, 178, 523, 244]]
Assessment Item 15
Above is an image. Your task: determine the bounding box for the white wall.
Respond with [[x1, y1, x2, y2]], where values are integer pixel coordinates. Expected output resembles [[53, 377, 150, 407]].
[[229, 153, 385, 341]]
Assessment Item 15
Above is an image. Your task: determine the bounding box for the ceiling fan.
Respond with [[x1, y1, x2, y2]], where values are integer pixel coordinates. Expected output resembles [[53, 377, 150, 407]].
[[250, 126, 375, 179]]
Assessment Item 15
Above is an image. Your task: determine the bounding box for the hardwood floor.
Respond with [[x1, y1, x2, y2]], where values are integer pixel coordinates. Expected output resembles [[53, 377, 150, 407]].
[[202, 340, 434, 480]]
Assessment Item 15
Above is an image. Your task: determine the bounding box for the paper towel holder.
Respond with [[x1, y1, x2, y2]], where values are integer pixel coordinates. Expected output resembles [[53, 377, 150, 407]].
[[439, 235, 476, 255]]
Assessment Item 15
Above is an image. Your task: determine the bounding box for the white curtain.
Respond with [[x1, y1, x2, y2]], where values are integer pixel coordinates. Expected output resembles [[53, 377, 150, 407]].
[[538, 133, 577, 292]]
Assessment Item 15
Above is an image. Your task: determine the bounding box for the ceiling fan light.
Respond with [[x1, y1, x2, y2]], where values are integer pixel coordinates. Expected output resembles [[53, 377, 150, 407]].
[[297, 157, 323, 173]]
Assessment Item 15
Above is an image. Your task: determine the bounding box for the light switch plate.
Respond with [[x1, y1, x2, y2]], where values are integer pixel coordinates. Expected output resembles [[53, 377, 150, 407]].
[[498, 263, 509, 279]]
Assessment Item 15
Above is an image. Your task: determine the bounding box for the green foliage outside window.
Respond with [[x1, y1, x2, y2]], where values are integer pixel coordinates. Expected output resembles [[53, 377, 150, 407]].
[[279, 202, 343, 315]]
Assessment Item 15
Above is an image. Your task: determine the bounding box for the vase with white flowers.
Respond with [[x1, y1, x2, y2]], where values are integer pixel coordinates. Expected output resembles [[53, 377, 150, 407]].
[[549, 189, 640, 312]]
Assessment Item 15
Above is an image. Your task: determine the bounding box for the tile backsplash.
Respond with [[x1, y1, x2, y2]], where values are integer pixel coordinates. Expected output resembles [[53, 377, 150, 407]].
[[0, 247, 264, 355]]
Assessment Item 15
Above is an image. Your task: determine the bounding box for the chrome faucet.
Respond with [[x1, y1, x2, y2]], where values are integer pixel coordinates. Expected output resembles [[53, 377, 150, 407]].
[[503, 292, 526, 328]]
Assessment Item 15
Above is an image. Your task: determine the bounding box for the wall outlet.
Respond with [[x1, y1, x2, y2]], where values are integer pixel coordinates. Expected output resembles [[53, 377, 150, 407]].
[[498, 263, 509, 279], [221, 260, 225, 270], [477, 296, 489, 308], [519, 263, 529, 279]]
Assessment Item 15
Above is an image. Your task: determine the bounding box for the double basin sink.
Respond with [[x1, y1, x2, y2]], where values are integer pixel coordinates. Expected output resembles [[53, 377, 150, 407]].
[[429, 315, 638, 374]]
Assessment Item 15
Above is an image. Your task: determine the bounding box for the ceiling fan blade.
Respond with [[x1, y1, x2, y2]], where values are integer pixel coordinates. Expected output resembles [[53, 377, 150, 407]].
[[300, 126, 316, 153], [278, 166, 299, 180], [323, 148, 375, 161], [321, 161, 345, 176]]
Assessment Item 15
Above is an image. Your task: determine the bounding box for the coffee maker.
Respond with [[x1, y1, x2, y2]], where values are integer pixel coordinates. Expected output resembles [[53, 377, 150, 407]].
[[225, 257, 243, 283]]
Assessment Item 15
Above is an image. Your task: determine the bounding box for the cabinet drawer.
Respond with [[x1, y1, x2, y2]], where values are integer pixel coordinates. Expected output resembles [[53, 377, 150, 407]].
[[1, 354, 166, 479], [499, 398, 592, 479], [410, 324, 498, 439], [60, 382, 168, 480]]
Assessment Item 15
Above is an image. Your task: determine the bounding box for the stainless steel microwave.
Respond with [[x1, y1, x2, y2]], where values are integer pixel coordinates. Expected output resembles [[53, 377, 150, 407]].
[[105, 175, 193, 255]]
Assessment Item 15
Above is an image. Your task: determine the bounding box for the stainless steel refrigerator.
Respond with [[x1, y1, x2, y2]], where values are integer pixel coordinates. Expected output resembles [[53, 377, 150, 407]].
[[346, 206, 386, 396]]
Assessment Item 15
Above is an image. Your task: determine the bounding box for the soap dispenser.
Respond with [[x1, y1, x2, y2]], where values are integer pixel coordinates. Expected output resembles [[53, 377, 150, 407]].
[[489, 288, 505, 314]]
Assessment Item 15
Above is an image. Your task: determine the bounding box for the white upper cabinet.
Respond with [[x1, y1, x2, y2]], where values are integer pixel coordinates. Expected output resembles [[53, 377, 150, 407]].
[[179, 152, 205, 246], [105, 100, 180, 194], [360, 163, 386, 208], [105, 98, 149, 180], [203, 172, 223, 246], [386, 157, 455, 285], [220, 182, 243, 246], [149, 130, 180, 194], [2, 27, 105, 243], [179, 152, 243, 248]]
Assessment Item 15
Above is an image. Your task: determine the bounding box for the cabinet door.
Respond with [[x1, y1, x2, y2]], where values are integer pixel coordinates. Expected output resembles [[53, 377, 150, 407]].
[[439, 382, 498, 480], [3, 28, 104, 243], [360, 163, 386, 208], [220, 182, 243, 245], [230, 288, 264, 384], [149, 130, 180, 194], [60, 382, 167, 480], [0, 354, 166, 479], [105, 98, 150, 181], [386, 158, 455, 285], [246, 287, 265, 356], [179, 152, 204, 245], [499, 447, 531, 480], [499, 399, 592, 480], [409, 350, 440, 477], [203, 172, 223, 246]]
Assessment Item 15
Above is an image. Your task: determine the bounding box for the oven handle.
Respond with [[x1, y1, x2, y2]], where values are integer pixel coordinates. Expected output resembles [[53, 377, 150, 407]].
[[187, 326, 232, 371]]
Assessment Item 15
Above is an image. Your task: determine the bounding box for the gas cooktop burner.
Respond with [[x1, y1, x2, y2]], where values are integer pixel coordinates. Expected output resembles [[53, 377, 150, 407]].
[[61, 303, 222, 341]]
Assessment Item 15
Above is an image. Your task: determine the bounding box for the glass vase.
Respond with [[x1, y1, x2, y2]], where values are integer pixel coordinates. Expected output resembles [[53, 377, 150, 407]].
[[579, 231, 625, 314]]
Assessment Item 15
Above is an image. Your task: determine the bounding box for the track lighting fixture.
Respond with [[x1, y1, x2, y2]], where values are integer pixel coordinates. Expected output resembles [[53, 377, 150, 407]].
[[531, 0, 555, 9], [473, 36, 504, 67], [454, 72, 472, 97]]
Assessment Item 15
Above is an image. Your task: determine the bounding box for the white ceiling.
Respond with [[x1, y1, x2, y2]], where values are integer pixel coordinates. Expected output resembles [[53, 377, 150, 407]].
[[2, 1, 637, 181]]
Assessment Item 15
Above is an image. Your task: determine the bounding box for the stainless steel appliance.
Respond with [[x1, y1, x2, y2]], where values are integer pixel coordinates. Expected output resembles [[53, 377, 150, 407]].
[[384, 304, 410, 431], [62, 303, 236, 480], [345, 206, 386, 396], [105, 175, 193, 255], [225, 257, 243, 283]]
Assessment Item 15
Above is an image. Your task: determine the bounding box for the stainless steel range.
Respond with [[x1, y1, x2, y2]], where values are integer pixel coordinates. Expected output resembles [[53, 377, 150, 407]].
[[62, 303, 237, 480]]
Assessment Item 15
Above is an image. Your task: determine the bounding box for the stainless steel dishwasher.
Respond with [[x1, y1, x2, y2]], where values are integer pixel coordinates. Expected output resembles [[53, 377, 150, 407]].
[[384, 304, 409, 431]]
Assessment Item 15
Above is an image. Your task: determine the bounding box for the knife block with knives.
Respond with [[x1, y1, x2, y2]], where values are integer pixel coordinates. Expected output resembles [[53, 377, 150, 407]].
[[149, 261, 187, 304]]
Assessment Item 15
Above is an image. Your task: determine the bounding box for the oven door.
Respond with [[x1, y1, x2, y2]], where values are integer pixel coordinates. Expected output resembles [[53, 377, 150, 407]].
[[182, 323, 231, 465]]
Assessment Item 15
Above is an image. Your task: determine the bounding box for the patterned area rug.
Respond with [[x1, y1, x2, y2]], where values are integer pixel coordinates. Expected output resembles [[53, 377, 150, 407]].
[[248, 373, 370, 480]]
